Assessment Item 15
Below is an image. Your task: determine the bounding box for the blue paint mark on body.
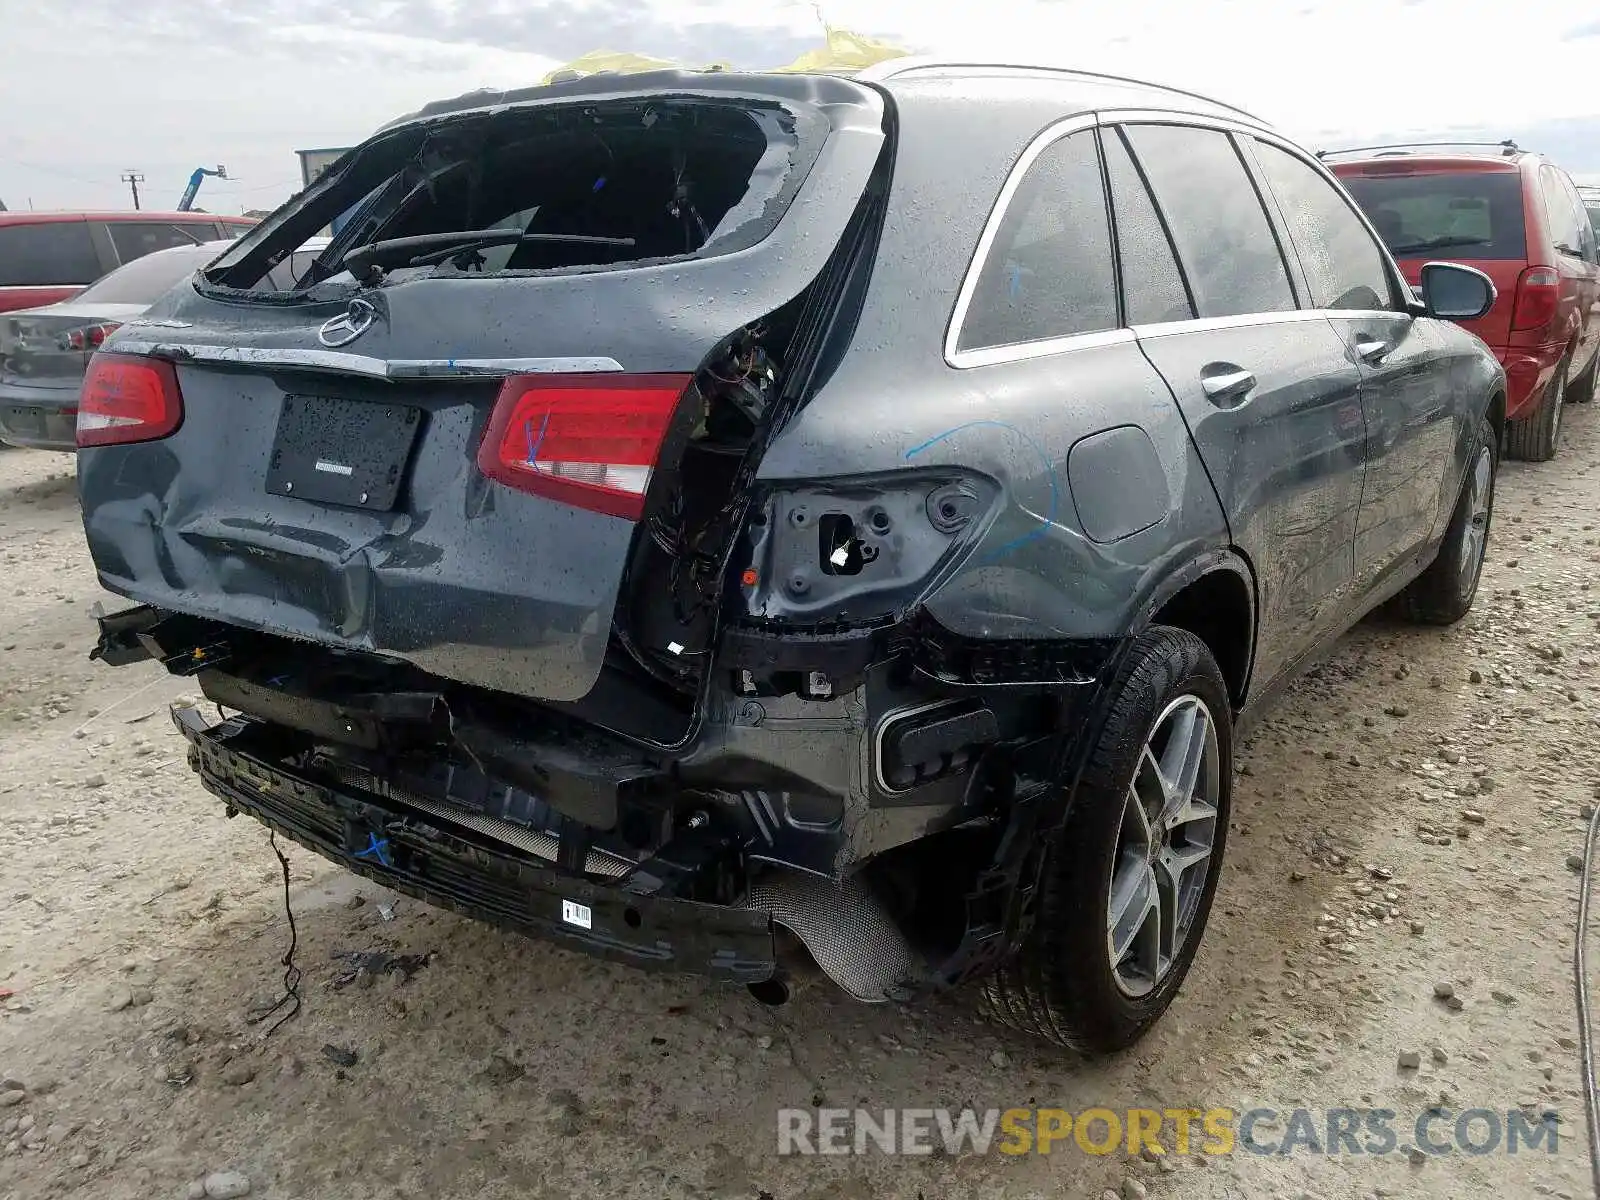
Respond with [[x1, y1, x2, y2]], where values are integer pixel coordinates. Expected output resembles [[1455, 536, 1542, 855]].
[[904, 419, 1059, 558], [524, 411, 552, 466]]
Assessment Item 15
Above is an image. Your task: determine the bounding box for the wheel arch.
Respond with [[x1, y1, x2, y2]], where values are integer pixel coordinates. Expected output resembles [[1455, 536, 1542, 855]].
[[1486, 386, 1506, 447], [1132, 550, 1257, 711]]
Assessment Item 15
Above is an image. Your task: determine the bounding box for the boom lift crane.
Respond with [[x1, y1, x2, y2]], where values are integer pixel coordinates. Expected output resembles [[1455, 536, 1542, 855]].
[[177, 165, 228, 211]]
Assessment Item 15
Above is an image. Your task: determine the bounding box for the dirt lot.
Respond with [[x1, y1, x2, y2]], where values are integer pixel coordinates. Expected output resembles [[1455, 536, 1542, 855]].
[[2, 403, 1599, 1200]]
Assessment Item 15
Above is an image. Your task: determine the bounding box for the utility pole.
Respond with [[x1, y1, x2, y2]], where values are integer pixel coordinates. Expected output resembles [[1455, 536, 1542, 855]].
[[120, 170, 145, 210]]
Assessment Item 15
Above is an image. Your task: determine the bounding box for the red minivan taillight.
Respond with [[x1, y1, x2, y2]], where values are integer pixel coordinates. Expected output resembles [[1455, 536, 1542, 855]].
[[476, 374, 691, 520], [1510, 266, 1559, 332], [76, 353, 184, 447]]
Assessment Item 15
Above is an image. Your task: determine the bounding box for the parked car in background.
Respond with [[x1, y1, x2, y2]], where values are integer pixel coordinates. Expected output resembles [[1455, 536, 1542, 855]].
[[1327, 142, 1600, 461], [81, 62, 1505, 1053], [1, 237, 324, 450], [0, 211, 255, 316], [1580, 183, 1600, 236]]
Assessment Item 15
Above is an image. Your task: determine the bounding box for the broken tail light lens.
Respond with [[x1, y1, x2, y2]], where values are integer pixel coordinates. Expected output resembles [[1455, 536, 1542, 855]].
[[477, 374, 691, 520], [76, 353, 184, 447], [1510, 266, 1559, 332]]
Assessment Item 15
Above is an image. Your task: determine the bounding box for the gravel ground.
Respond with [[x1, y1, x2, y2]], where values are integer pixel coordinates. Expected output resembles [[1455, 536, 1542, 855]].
[[2, 401, 1599, 1200]]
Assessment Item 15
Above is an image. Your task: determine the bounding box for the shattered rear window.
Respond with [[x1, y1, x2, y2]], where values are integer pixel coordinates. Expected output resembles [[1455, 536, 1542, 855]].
[[203, 98, 820, 296]]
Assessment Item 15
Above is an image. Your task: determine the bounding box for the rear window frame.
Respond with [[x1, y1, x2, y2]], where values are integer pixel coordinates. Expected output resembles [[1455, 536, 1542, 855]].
[[1335, 164, 1529, 262], [197, 94, 831, 303]]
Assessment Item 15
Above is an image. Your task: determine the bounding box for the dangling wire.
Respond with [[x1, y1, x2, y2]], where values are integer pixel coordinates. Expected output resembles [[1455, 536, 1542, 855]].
[[246, 832, 303, 1040]]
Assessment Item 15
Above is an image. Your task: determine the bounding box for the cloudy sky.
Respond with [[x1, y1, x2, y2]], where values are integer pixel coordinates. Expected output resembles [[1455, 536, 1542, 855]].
[[3, 0, 1598, 213]]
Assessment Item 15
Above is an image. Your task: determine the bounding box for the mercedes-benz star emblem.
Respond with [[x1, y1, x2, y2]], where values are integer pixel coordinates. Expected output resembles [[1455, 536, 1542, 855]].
[[317, 298, 378, 348]]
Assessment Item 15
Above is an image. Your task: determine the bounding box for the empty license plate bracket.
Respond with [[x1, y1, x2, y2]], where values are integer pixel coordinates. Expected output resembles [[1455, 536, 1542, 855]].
[[265, 395, 422, 510]]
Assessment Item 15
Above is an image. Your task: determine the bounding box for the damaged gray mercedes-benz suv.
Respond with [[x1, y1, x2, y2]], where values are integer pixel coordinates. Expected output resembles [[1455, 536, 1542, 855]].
[[77, 59, 1506, 1052]]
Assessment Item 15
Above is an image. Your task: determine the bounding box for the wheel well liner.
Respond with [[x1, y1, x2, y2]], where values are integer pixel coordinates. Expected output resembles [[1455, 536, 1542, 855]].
[[1145, 561, 1254, 708]]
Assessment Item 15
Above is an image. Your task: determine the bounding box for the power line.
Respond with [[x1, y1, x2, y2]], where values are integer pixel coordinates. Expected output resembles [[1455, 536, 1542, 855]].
[[206, 178, 304, 194]]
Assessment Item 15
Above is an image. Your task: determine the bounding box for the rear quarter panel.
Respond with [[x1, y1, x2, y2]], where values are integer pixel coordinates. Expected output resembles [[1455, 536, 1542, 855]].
[[758, 82, 1231, 644]]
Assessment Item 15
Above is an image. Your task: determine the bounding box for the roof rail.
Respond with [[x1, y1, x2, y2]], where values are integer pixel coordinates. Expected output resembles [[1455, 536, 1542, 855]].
[[1316, 139, 1521, 161], [855, 57, 1268, 125]]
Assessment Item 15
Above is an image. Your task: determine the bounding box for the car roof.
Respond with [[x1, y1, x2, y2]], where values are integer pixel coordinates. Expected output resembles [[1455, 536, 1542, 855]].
[[860, 59, 1268, 125], [379, 60, 1267, 133], [0, 211, 255, 226], [1320, 142, 1539, 174]]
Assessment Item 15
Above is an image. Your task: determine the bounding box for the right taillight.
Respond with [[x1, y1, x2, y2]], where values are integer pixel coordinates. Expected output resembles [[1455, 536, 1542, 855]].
[[1510, 266, 1559, 332], [57, 322, 122, 352], [76, 353, 184, 448], [476, 373, 691, 520]]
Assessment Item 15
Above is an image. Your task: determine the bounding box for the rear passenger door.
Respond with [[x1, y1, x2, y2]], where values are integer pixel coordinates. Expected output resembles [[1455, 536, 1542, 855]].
[[1249, 137, 1464, 598], [1111, 121, 1367, 691]]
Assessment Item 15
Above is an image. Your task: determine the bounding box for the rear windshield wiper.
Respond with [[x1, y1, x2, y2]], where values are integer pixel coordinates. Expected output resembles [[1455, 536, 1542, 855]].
[[343, 229, 636, 280], [1386, 235, 1492, 255]]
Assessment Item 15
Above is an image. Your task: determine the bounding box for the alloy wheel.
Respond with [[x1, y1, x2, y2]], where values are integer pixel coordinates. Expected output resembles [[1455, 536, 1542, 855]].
[[1459, 444, 1493, 591], [1107, 694, 1221, 998], [1550, 361, 1569, 448]]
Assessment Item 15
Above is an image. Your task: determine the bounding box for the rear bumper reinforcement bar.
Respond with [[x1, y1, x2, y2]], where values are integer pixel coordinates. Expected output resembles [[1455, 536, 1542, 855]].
[[171, 704, 778, 984]]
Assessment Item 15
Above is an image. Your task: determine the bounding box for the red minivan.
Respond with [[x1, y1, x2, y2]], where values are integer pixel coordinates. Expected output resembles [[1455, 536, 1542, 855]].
[[1329, 142, 1600, 461], [0, 212, 255, 315]]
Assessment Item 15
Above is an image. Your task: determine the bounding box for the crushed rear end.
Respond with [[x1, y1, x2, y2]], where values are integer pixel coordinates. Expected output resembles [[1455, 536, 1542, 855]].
[[80, 71, 1015, 1002]]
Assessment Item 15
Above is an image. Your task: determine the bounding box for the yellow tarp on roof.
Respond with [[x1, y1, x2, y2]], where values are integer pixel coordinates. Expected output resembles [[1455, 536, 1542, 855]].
[[541, 50, 729, 83], [772, 27, 910, 73], [538, 27, 909, 86]]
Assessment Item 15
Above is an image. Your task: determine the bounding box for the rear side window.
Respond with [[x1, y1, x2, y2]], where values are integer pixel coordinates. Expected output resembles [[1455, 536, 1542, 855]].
[[1541, 168, 1588, 257], [1338, 169, 1526, 260], [1123, 125, 1296, 319], [107, 222, 219, 264], [1252, 141, 1395, 312], [0, 220, 101, 287], [957, 130, 1117, 352], [1103, 129, 1194, 325]]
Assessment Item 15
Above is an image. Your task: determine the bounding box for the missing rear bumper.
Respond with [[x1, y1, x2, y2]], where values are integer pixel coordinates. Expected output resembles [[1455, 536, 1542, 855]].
[[172, 704, 777, 983]]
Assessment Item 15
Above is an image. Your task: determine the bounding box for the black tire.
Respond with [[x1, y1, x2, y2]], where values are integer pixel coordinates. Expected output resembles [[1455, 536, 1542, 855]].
[[1400, 415, 1497, 625], [1568, 350, 1597, 405], [981, 627, 1231, 1054], [1505, 355, 1568, 462]]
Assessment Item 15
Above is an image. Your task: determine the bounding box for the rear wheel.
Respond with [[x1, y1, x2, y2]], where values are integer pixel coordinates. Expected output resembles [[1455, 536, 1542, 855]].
[[981, 627, 1231, 1054], [1400, 415, 1496, 625], [1568, 350, 1597, 405], [1505, 355, 1568, 462]]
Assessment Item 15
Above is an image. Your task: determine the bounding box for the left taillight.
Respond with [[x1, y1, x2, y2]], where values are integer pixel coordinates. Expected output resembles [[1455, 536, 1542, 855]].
[[76, 353, 184, 448], [476, 373, 691, 520]]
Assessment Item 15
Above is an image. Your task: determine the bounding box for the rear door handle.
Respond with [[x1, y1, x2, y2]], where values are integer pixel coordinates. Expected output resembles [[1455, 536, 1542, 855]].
[[1200, 365, 1257, 405], [1356, 337, 1391, 363]]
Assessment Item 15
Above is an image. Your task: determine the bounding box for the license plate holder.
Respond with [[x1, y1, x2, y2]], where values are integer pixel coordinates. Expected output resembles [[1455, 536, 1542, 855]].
[[265, 395, 422, 510]]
